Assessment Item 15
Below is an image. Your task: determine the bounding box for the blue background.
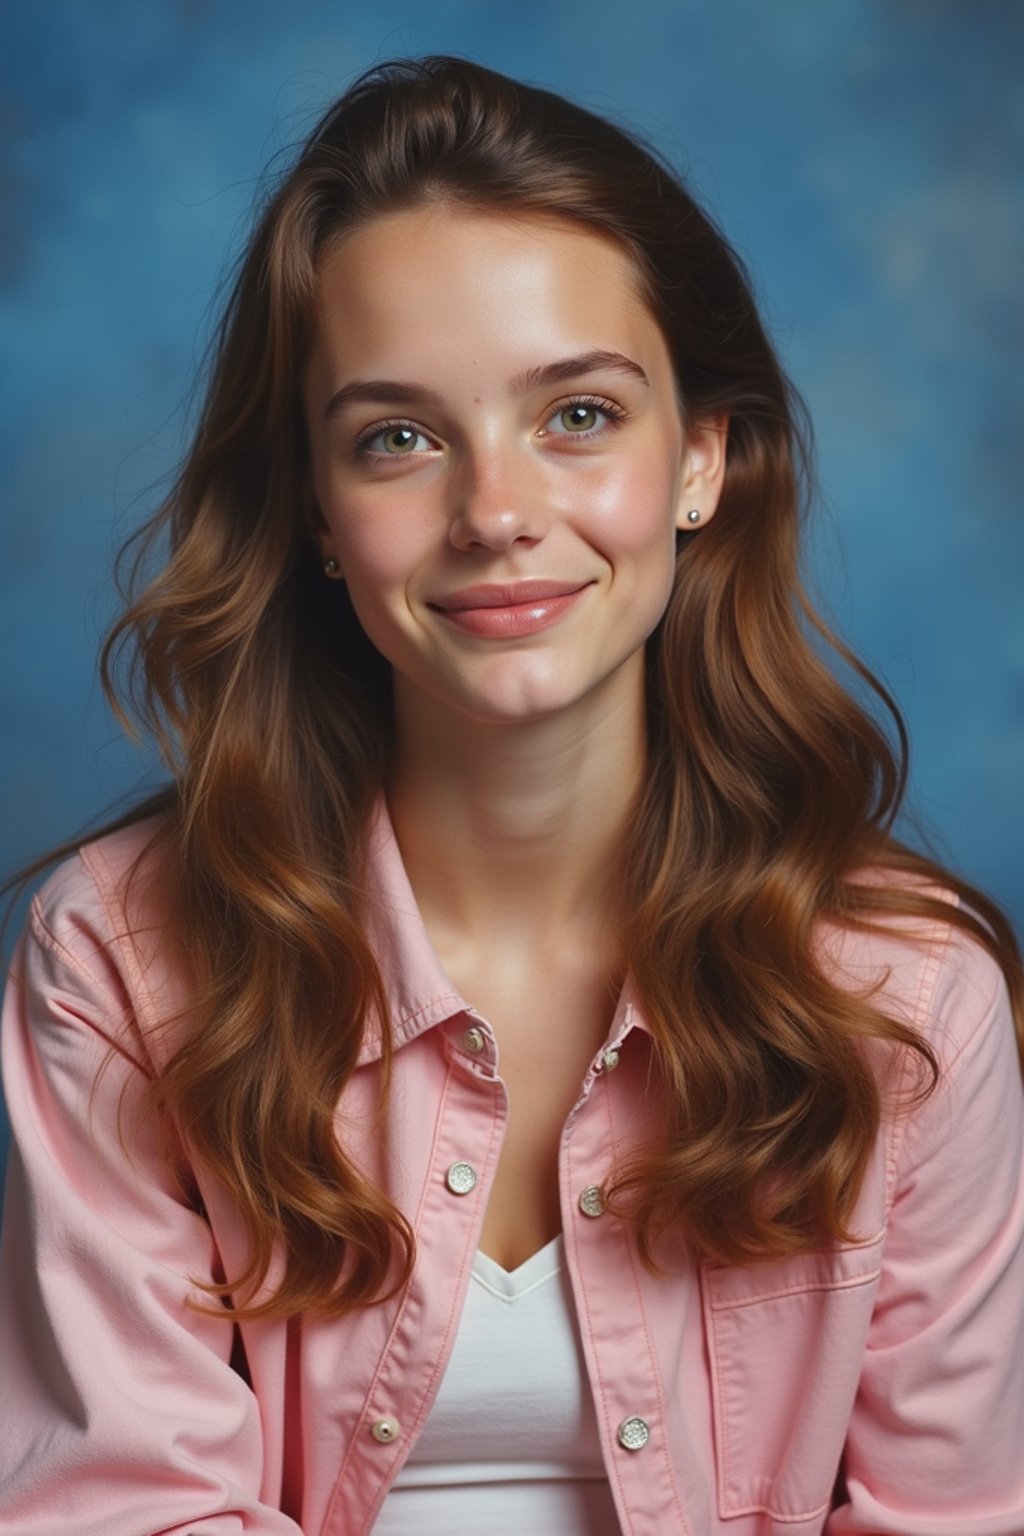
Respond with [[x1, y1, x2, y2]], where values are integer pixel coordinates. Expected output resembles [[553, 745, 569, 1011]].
[[2, 2, 1022, 1163]]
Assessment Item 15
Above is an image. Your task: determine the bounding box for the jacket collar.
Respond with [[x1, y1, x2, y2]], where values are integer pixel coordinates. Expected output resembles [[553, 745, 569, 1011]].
[[355, 795, 649, 1066], [356, 795, 470, 1064]]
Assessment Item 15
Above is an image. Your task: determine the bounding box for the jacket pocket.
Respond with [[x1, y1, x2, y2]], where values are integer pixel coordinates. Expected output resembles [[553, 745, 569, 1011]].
[[701, 1235, 883, 1522]]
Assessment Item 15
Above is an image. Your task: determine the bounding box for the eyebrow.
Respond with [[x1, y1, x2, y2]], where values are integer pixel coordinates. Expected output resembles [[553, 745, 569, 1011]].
[[322, 349, 650, 421]]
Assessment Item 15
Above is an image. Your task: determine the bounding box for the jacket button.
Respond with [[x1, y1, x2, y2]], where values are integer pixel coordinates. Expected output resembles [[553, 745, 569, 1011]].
[[601, 1047, 621, 1071], [617, 1415, 650, 1451], [578, 1183, 604, 1218], [463, 1026, 486, 1053], [446, 1161, 478, 1195], [371, 1415, 401, 1443]]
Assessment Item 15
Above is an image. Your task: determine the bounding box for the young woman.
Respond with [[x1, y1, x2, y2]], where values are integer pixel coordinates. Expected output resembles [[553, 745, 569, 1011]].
[[1, 55, 1022, 1536]]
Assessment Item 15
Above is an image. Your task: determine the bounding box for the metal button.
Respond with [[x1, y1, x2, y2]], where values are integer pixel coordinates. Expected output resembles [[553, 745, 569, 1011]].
[[370, 1415, 401, 1444], [601, 1047, 621, 1071], [463, 1026, 485, 1053], [446, 1161, 478, 1195], [617, 1415, 650, 1451], [578, 1183, 604, 1218]]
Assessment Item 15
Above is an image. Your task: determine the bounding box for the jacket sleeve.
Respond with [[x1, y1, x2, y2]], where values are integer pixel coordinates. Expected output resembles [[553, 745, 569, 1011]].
[[0, 872, 303, 1536], [828, 930, 1024, 1534]]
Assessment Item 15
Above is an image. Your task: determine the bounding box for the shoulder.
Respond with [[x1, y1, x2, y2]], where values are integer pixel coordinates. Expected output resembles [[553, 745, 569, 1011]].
[[21, 814, 183, 1066], [816, 875, 1021, 1243], [818, 872, 1013, 1073], [30, 815, 168, 956]]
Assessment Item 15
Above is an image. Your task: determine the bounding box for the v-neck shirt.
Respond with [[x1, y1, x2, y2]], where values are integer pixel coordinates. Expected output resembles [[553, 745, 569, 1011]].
[[373, 1236, 621, 1532]]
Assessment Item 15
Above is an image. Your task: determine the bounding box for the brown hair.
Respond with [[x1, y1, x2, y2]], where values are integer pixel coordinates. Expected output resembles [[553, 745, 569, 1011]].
[[34, 56, 1024, 1313]]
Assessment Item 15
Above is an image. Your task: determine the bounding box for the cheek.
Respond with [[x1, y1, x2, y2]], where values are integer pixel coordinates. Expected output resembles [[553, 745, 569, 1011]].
[[580, 450, 680, 557], [329, 503, 423, 599]]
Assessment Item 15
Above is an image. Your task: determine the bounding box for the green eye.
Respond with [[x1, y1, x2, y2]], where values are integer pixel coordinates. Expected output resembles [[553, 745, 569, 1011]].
[[560, 404, 600, 432], [354, 422, 432, 458]]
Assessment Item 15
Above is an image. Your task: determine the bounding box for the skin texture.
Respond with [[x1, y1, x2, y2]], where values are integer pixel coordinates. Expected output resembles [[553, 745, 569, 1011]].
[[304, 205, 727, 1266], [305, 205, 724, 732]]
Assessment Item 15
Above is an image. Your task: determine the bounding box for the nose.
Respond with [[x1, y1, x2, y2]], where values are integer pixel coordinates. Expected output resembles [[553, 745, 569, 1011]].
[[447, 445, 549, 552]]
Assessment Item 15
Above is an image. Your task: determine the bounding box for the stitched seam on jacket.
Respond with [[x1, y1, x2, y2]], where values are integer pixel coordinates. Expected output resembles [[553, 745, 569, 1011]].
[[883, 901, 1006, 1219], [29, 893, 147, 1075], [612, 1057, 693, 1536], [708, 1265, 883, 1310]]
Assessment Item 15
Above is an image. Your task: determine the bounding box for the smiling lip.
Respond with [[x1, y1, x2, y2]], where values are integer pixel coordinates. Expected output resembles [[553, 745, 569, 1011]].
[[429, 581, 590, 638]]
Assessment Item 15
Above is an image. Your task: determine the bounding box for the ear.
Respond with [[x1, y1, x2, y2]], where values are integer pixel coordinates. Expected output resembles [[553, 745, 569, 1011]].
[[674, 414, 729, 532], [303, 473, 344, 577]]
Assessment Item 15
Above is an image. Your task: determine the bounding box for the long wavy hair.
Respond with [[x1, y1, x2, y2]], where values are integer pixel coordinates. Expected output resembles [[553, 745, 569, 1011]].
[[27, 56, 1024, 1317]]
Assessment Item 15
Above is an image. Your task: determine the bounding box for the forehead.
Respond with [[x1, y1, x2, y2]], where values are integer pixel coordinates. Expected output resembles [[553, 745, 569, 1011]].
[[308, 204, 661, 373]]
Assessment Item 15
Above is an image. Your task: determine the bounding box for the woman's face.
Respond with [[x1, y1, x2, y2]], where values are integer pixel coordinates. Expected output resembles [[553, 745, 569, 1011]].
[[304, 204, 725, 730]]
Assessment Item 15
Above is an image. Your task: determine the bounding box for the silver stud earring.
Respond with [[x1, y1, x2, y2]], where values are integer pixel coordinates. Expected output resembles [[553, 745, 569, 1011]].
[[323, 557, 340, 577], [686, 509, 701, 524]]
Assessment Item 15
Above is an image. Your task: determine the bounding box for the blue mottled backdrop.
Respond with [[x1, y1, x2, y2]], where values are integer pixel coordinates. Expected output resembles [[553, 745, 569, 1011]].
[[2, 2, 1022, 1161]]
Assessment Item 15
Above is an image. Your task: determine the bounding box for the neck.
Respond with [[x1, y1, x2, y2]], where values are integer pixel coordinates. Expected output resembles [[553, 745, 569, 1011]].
[[386, 679, 646, 954]]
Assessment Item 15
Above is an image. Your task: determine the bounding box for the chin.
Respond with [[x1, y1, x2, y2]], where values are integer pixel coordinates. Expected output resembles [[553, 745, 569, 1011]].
[[454, 693, 582, 727], [408, 672, 589, 728]]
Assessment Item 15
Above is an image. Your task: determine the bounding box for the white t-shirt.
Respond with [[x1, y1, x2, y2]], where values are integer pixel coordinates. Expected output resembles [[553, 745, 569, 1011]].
[[373, 1235, 621, 1534]]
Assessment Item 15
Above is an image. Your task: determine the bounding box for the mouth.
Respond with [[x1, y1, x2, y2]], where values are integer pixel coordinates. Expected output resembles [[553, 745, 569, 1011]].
[[427, 581, 592, 639]]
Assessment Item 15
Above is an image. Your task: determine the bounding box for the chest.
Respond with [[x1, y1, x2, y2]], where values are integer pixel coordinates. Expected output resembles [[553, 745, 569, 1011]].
[[223, 1017, 889, 1536], [439, 957, 622, 1270]]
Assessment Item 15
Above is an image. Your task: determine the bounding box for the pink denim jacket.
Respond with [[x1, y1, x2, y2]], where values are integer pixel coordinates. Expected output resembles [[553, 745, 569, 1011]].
[[1, 804, 1023, 1535]]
